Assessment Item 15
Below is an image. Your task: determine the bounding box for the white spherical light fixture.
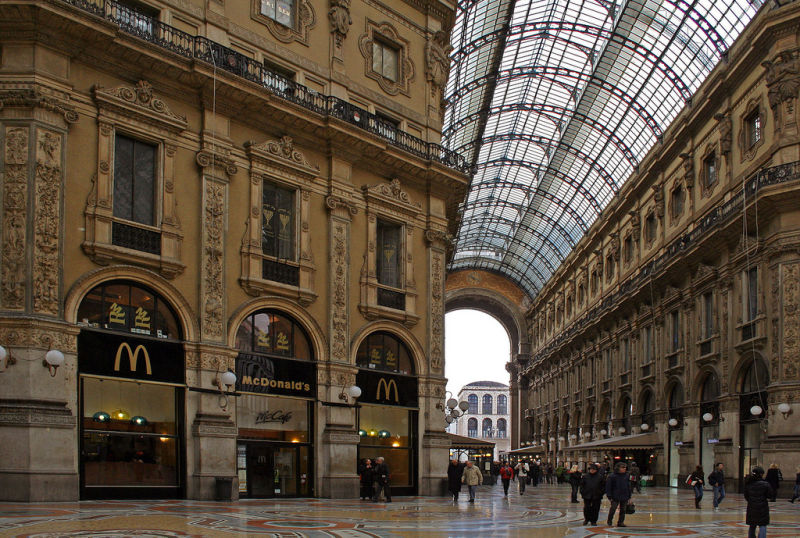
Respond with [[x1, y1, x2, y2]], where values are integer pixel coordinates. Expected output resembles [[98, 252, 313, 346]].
[[777, 402, 791, 415], [600, 429, 607, 436], [45, 349, 65, 367], [668, 418, 679, 427], [702, 412, 714, 422], [749, 405, 763, 417], [458, 401, 469, 412], [618, 426, 626, 434], [221, 370, 237, 387], [447, 398, 458, 409], [640, 423, 650, 431]]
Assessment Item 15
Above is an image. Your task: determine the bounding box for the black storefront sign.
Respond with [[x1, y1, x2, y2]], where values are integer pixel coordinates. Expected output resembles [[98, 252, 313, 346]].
[[78, 330, 185, 384], [356, 370, 417, 407], [236, 352, 316, 398]]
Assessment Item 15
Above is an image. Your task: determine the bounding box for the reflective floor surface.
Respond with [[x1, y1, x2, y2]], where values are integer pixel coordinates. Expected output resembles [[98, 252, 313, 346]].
[[1, 484, 799, 537]]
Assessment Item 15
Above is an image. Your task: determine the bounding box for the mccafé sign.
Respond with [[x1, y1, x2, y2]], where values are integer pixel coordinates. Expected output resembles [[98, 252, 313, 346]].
[[356, 370, 417, 407], [236, 352, 316, 398], [78, 330, 185, 384]]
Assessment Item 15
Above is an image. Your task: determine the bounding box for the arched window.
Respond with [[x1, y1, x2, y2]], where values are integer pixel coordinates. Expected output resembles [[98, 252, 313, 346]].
[[497, 418, 507, 438], [641, 391, 655, 414], [467, 417, 478, 437], [497, 394, 508, 415], [668, 383, 684, 410], [355, 331, 413, 374], [741, 360, 769, 393], [236, 309, 313, 360], [482, 418, 493, 438], [468, 394, 478, 414], [482, 394, 493, 414], [77, 280, 182, 340], [701, 373, 720, 402]]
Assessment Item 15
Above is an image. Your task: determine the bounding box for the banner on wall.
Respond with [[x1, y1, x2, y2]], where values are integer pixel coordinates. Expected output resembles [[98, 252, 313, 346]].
[[235, 352, 316, 398], [78, 330, 184, 384], [356, 370, 417, 407]]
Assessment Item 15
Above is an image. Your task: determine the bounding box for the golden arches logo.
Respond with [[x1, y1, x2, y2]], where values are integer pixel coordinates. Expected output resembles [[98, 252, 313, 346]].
[[114, 343, 152, 375], [376, 378, 399, 402]]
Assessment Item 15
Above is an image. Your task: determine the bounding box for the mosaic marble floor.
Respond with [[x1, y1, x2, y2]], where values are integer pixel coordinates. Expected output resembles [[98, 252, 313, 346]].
[[1, 484, 799, 537]]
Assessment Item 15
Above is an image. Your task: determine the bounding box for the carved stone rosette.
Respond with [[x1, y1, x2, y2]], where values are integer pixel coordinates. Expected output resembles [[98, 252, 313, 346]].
[[201, 180, 226, 341], [2, 126, 28, 309], [32, 128, 63, 315]]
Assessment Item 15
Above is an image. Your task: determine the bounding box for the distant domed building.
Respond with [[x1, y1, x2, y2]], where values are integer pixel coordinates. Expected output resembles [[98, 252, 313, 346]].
[[450, 381, 511, 459]]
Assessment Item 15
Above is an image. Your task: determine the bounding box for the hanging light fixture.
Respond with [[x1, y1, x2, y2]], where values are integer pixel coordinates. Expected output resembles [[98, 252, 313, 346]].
[[112, 409, 130, 421], [668, 418, 679, 427], [378, 429, 391, 438], [92, 411, 110, 423], [131, 415, 148, 426], [750, 405, 763, 416]]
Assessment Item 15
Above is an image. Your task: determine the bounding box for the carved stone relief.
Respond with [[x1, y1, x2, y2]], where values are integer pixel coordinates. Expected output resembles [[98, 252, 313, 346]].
[[33, 129, 62, 315], [2, 127, 28, 309], [202, 181, 226, 341], [329, 0, 352, 49], [781, 263, 799, 381], [429, 248, 445, 373], [330, 219, 349, 363], [425, 30, 452, 103], [762, 49, 800, 132]]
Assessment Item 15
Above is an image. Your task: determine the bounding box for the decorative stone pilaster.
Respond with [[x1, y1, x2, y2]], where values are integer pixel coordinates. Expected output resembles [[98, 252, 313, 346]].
[[425, 229, 450, 375], [2, 126, 29, 310], [326, 195, 357, 364], [779, 262, 800, 381], [32, 128, 63, 316]]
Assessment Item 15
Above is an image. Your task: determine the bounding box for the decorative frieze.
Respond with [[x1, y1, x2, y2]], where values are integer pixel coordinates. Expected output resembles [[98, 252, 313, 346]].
[[32, 128, 63, 316], [201, 180, 226, 341], [330, 219, 349, 363], [2, 127, 28, 309], [429, 248, 445, 373]]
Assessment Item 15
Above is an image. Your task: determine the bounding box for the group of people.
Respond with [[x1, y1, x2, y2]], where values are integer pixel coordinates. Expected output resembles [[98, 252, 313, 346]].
[[357, 457, 391, 502]]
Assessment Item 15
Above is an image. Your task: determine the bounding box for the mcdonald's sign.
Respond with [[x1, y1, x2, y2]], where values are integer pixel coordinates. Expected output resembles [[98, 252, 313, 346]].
[[78, 330, 184, 384], [356, 370, 417, 407], [376, 378, 399, 403], [114, 343, 152, 375]]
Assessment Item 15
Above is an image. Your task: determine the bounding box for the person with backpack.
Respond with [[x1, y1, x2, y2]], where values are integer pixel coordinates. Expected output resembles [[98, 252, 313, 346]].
[[708, 462, 726, 510], [515, 460, 530, 495], [499, 461, 514, 497]]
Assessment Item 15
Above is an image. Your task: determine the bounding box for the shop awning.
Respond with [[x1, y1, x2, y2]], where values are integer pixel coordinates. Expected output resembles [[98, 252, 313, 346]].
[[503, 445, 545, 455], [447, 433, 496, 450], [562, 432, 661, 451]]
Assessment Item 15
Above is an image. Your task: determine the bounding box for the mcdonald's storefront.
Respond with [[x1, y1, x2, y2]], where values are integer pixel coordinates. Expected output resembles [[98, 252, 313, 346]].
[[76, 281, 185, 500], [355, 332, 418, 496]]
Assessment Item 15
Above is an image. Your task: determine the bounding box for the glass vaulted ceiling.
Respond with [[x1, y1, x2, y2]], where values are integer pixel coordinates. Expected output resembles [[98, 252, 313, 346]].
[[445, 0, 762, 298]]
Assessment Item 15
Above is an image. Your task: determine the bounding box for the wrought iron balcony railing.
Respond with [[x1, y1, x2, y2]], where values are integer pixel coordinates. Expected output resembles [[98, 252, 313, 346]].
[[59, 0, 469, 173]]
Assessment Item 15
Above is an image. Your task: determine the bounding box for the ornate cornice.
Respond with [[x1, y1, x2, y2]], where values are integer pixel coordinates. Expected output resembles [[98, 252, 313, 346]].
[[0, 89, 79, 124], [245, 136, 319, 180], [92, 80, 187, 132]]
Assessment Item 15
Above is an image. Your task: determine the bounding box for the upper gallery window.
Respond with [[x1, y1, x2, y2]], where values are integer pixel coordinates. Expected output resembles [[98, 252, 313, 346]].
[[372, 39, 399, 82], [623, 235, 633, 264], [744, 266, 759, 322], [377, 219, 402, 288], [468, 394, 478, 415], [703, 152, 717, 190], [482, 394, 493, 414], [114, 133, 156, 226], [670, 184, 685, 220], [260, 0, 294, 27], [645, 212, 657, 243], [261, 181, 295, 260], [235, 309, 313, 360], [497, 395, 507, 415], [745, 110, 762, 149], [355, 331, 413, 375]]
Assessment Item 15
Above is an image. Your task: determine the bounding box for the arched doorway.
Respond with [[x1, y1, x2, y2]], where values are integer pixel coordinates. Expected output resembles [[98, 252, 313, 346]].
[[76, 280, 185, 499], [738, 358, 769, 490], [233, 308, 316, 498], [355, 331, 418, 495]]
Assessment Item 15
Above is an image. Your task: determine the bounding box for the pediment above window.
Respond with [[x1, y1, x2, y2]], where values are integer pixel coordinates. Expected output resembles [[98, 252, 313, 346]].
[[362, 178, 422, 218], [245, 136, 319, 182], [92, 80, 187, 133]]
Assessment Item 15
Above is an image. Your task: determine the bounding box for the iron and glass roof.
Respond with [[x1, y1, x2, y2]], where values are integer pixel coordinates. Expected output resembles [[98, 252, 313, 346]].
[[445, 0, 762, 298]]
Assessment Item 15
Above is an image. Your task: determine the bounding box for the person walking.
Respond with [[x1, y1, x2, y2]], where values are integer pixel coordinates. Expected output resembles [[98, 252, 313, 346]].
[[462, 460, 482, 503], [580, 463, 604, 526], [688, 465, 705, 509], [515, 459, 530, 495], [531, 459, 540, 486], [372, 456, 391, 502], [629, 462, 641, 494], [547, 462, 555, 484], [491, 461, 500, 485], [790, 465, 800, 503], [358, 458, 375, 500], [708, 462, 726, 510], [606, 461, 632, 528], [745, 466, 772, 538], [568, 464, 582, 503], [499, 461, 514, 497], [447, 459, 464, 501], [765, 463, 782, 502]]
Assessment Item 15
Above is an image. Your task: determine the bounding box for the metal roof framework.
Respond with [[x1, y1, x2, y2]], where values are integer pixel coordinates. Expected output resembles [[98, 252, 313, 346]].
[[445, 0, 763, 298]]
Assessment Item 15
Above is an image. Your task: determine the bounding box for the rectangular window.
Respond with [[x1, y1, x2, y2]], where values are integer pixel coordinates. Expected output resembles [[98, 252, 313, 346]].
[[746, 111, 761, 148], [262, 182, 295, 260], [113, 133, 156, 226], [372, 39, 399, 82], [703, 292, 714, 338], [671, 186, 684, 219], [604, 349, 612, 379], [645, 326, 653, 362], [745, 267, 759, 321], [115, 0, 158, 36], [261, 0, 294, 27], [623, 236, 632, 263], [377, 220, 402, 288], [671, 310, 680, 352], [704, 153, 717, 188], [622, 338, 630, 371], [646, 214, 656, 242]]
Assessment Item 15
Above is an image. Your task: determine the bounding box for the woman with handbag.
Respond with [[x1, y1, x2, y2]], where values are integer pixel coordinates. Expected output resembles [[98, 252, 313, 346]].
[[688, 465, 705, 509]]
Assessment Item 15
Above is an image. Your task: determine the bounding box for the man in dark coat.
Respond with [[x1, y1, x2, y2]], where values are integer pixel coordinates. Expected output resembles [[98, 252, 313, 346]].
[[372, 456, 391, 502], [745, 466, 771, 538], [605, 462, 632, 528], [580, 464, 604, 525], [447, 459, 464, 501], [358, 458, 375, 500]]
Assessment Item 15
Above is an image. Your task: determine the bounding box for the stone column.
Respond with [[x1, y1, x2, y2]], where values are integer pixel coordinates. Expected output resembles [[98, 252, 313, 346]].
[[186, 122, 239, 500], [320, 183, 360, 498]]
